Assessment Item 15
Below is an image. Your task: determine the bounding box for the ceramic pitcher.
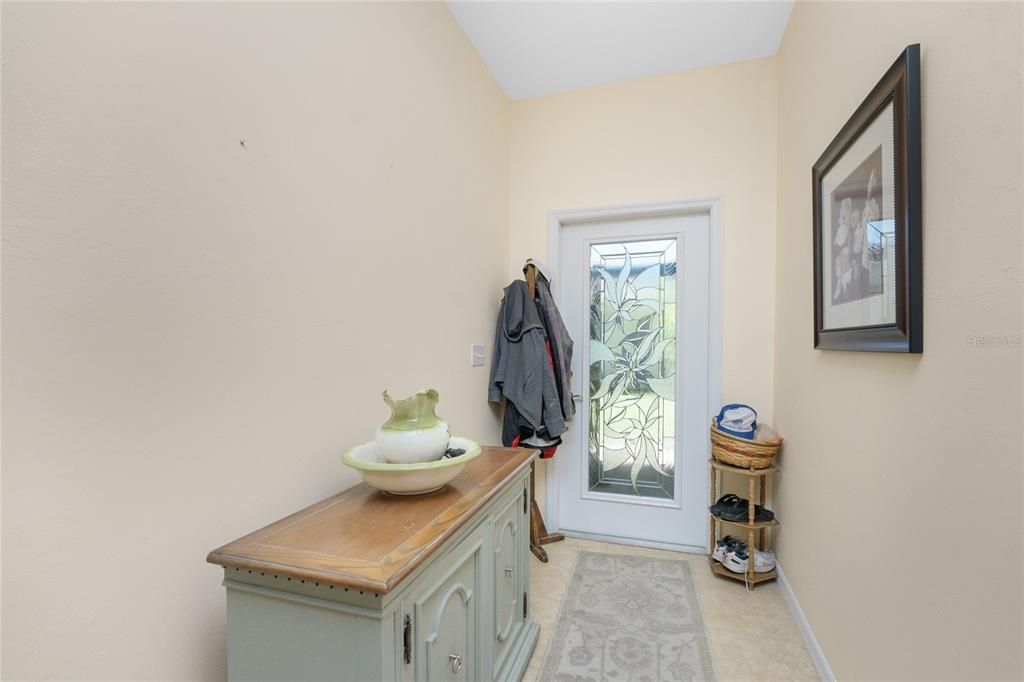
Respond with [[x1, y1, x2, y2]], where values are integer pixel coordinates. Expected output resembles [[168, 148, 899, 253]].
[[375, 389, 451, 463]]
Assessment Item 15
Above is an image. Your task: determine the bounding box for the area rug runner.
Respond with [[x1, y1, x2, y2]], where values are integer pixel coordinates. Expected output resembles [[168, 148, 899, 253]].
[[540, 551, 716, 681]]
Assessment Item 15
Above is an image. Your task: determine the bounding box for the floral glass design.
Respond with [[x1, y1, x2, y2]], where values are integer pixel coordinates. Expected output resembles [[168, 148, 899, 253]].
[[588, 239, 677, 499]]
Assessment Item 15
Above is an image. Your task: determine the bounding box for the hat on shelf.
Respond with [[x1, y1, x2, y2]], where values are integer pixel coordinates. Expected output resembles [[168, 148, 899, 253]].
[[716, 403, 757, 440]]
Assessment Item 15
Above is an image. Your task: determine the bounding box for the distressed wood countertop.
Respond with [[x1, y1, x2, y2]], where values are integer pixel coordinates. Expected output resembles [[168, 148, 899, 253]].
[[207, 446, 535, 594]]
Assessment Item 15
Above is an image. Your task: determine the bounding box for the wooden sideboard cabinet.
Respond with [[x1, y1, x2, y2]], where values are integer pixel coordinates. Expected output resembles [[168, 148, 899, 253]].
[[207, 447, 539, 682]]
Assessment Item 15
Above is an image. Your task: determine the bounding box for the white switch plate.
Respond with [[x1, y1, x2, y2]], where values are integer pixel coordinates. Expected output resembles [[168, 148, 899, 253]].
[[470, 343, 486, 367]]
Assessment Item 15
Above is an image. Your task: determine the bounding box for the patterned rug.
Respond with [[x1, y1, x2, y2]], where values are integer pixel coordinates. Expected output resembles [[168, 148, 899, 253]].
[[540, 551, 716, 681]]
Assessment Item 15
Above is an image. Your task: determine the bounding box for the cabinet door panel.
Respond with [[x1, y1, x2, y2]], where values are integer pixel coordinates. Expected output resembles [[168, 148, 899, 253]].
[[492, 488, 526, 676], [414, 533, 483, 682]]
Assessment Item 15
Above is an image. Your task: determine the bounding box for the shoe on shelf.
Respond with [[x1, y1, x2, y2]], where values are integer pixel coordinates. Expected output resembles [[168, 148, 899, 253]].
[[716, 498, 776, 523], [711, 535, 746, 563], [723, 546, 777, 574], [710, 494, 742, 517]]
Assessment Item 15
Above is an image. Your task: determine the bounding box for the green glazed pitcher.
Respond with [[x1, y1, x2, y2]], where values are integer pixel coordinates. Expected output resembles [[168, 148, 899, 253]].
[[374, 389, 451, 463]]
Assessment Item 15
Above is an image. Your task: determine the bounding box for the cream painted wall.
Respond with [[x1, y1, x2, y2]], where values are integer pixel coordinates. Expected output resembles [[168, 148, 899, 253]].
[[1, 3, 507, 679], [773, 3, 1023, 680], [508, 60, 778, 514]]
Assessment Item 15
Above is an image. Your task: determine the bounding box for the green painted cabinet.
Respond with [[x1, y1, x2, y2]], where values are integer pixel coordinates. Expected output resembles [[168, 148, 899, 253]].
[[209, 448, 539, 682]]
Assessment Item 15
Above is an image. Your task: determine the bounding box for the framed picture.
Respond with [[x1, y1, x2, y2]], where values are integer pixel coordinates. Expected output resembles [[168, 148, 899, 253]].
[[813, 44, 922, 352]]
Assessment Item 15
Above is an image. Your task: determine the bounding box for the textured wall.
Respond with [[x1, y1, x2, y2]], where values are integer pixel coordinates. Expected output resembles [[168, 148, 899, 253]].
[[1, 3, 507, 678], [773, 3, 1023, 679]]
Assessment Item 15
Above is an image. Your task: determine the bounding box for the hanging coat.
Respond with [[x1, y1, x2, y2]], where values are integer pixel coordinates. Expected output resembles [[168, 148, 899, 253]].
[[534, 272, 575, 421], [488, 280, 566, 445]]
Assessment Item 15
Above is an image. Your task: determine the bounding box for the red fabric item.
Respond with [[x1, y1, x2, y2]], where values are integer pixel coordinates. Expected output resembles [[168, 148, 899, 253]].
[[510, 433, 557, 459]]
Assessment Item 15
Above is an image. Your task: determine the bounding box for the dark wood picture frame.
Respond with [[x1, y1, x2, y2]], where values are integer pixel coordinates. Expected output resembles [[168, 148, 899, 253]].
[[813, 44, 922, 352]]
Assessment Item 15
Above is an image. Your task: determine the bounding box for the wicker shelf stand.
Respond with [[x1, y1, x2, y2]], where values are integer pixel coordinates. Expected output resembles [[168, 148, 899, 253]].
[[708, 459, 779, 588]]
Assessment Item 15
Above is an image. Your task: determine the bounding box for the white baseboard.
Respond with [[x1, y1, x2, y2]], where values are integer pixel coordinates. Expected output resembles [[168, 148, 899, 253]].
[[776, 563, 837, 682]]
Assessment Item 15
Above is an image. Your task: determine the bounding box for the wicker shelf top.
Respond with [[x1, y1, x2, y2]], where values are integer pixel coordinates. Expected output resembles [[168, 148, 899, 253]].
[[709, 459, 779, 475]]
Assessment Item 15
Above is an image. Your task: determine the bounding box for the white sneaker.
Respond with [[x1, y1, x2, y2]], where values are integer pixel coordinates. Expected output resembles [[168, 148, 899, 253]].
[[723, 547, 776, 574], [711, 535, 745, 563]]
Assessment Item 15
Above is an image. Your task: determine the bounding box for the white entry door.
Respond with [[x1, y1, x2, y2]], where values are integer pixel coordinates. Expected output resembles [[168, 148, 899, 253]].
[[551, 204, 716, 551]]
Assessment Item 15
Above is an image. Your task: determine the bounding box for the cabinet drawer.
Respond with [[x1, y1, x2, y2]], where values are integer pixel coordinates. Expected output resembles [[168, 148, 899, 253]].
[[410, 525, 485, 682], [492, 484, 527, 676]]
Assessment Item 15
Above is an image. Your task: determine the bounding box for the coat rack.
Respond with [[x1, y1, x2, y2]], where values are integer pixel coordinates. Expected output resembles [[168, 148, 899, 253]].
[[524, 263, 565, 563]]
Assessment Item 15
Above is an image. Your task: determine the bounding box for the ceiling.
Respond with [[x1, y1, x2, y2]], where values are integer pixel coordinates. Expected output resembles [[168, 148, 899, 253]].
[[447, 1, 793, 101]]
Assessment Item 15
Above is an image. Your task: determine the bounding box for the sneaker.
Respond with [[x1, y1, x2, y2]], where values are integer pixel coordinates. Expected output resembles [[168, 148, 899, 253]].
[[723, 547, 776, 574], [711, 535, 746, 563]]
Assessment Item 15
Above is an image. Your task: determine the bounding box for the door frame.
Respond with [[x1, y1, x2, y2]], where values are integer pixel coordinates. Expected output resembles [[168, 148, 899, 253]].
[[544, 196, 723, 553]]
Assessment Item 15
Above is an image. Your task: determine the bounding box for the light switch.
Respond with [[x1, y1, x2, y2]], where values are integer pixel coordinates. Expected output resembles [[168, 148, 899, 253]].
[[470, 344, 486, 367]]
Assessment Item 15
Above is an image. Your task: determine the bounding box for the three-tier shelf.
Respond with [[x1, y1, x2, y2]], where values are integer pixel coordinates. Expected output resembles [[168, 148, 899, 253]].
[[708, 458, 779, 587]]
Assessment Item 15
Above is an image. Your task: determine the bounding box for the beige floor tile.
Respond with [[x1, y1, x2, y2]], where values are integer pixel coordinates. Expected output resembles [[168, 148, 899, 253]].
[[556, 536, 598, 552], [707, 595, 807, 645], [531, 625, 554, 671], [529, 594, 561, 629], [708, 627, 819, 681], [529, 557, 571, 600], [589, 539, 636, 555], [532, 543, 578, 571], [597, 541, 694, 561]]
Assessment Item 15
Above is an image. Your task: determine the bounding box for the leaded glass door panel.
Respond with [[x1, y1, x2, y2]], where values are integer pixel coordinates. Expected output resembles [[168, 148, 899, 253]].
[[589, 239, 677, 500]]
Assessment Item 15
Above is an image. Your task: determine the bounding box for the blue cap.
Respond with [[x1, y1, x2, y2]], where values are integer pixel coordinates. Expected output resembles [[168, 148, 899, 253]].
[[717, 404, 757, 439]]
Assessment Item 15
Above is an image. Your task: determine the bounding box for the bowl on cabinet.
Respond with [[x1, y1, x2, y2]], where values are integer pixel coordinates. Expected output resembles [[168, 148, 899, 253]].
[[342, 436, 481, 495]]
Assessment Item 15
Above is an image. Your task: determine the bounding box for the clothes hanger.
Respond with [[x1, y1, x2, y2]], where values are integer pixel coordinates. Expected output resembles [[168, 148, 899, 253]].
[[523, 258, 552, 285], [524, 262, 538, 299]]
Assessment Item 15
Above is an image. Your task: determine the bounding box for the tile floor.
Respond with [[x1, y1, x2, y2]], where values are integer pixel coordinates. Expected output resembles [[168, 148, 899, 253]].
[[523, 537, 819, 681]]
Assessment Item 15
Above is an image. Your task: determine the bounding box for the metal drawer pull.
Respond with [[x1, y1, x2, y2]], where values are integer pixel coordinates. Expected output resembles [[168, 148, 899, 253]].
[[504, 566, 514, 578], [449, 653, 462, 674]]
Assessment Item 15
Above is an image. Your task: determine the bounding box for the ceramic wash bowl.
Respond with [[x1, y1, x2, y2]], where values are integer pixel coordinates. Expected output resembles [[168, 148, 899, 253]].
[[342, 437, 481, 495]]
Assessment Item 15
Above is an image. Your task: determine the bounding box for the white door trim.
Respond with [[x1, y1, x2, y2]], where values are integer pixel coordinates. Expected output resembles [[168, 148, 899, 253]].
[[544, 196, 723, 547]]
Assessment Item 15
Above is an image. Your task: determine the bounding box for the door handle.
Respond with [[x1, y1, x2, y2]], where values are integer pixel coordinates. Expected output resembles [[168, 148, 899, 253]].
[[449, 653, 462, 674], [571, 392, 582, 402], [504, 565, 514, 578]]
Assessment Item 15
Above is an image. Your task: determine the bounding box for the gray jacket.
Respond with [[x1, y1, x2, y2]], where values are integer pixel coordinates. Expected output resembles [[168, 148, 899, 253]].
[[535, 273, 575, 421], [488, 281, 567, 439]]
